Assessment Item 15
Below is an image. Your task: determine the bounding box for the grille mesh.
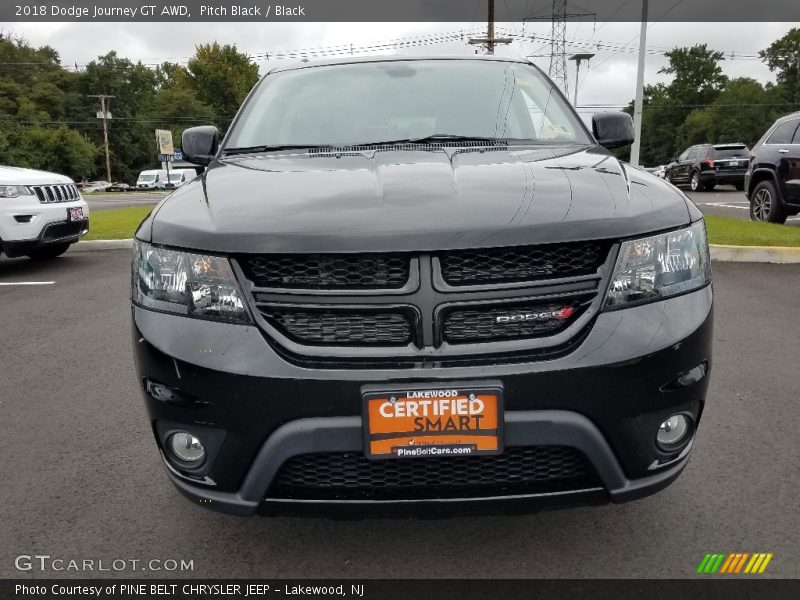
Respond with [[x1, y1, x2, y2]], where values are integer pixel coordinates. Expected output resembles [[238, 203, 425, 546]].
[[442, 301, 585, 344], [270, 446, 598, 500], [42, 221, 87, 241], [263, 309, 414, 346], [440, 242, 608, 286], [30, 184, 79, 204], [240, 254, 410, 289]]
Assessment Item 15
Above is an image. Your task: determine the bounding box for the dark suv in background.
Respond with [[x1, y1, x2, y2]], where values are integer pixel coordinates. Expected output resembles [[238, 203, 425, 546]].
[[667, 143, 750, 191], [746, 112, 800, 224]]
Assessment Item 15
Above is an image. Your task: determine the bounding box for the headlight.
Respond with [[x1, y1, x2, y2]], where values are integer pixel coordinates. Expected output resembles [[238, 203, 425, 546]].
[[0, 185, 29, 198], [132, 240, 251, 323], [604, 221, 711, 310]]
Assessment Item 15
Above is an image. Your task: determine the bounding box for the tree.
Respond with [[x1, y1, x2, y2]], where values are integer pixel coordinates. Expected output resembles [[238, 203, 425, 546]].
[[185, 43, 259, 123], [759, 28, 800, 103], [660, 44, 727, 107], [2, 126, 100, 180], [675, 78, 778, 149]]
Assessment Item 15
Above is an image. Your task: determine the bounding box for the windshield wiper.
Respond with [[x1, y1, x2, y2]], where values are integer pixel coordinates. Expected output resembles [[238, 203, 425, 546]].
[[361, 134, 518, 146], [222, 144, 330, 155]]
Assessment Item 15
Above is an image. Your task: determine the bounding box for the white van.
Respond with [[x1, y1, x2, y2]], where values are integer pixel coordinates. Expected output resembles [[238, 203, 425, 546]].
[[164, 169, 197, 189], [136, 169, 167, 190]]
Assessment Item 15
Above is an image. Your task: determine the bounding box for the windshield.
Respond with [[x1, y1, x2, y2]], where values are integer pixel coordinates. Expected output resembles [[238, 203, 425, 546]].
[[169, 174, 183, 182], [225, 60, 591, 149], [139, 174, 156, 182]]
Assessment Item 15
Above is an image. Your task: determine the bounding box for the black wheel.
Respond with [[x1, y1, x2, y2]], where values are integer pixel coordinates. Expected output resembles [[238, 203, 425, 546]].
[[690, 171, 701, 192], [735, 182, 744, 191], [27, 242, 71, 260], [750, 180, 787, 224]]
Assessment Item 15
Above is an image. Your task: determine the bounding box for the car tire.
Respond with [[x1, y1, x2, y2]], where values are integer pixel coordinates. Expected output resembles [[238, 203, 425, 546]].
[[690, 171, 701, 191], [27, 242, 72, 260], [750, 180, 787, 224]]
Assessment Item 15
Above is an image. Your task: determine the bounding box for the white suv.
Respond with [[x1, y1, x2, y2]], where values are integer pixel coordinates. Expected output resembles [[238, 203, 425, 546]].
[[0, 166, 89, 259]]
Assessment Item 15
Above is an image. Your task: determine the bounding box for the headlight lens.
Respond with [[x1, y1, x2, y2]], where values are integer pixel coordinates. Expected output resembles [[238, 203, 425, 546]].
[[132, 241, 251, 323], [0, 185, 29, 198], [604, 221, 711, 310]]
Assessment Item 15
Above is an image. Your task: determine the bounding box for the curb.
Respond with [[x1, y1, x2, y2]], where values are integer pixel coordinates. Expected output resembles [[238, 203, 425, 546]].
[[69, 239, 800, 263], [709, 244, 800, 264], [70, 239, 134, 252]]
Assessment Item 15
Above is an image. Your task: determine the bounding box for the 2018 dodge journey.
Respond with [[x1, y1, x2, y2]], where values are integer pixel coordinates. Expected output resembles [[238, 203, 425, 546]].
[[131, 56, 713, 516]]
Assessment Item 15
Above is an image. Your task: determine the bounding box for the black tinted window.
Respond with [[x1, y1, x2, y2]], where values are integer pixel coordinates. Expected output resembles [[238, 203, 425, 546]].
[[714, 147, 749, 158], [767, 119, 799, 145]]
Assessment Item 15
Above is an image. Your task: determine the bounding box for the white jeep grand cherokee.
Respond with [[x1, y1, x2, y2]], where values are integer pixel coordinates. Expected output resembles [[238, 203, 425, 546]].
[[0, 165, 89, 259]]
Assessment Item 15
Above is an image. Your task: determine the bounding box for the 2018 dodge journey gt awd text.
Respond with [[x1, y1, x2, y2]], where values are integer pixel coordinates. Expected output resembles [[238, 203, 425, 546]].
[[131, 56, 713, 516]]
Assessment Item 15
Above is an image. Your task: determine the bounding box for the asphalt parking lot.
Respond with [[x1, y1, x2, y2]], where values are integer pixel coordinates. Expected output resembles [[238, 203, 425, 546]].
[[0, 250, 798, 579], [686, 187, 800, 225]]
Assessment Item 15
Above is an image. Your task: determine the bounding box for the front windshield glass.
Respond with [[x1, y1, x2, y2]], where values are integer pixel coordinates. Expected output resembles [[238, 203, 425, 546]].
[[139, 175, 156, 182], [225, 59, 591, 148], [169, 174, 182, 182]]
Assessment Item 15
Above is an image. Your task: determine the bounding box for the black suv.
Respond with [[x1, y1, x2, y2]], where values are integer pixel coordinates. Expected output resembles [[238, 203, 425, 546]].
[[667, 143, 750, 191], [745, 112, 800, 224], [131, 56, 713, 516]]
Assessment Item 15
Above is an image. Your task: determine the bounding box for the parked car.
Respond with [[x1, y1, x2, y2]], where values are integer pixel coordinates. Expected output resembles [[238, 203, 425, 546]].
[[666, 143, 750, 191], [82, 180, 112, 193], [162, 169, 197, 189], [131, 56, 712, 516], [0, 165, 89, 259], [107, 182, 131, 192], [136, 169, 167, 190], [745, 111, 800, 224], [652, 165, 668, 179]]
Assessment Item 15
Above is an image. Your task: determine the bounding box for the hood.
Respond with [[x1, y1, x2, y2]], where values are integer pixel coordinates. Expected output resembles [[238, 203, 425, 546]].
[[148, 145, 692, 253], [0, 165, 74, 186]]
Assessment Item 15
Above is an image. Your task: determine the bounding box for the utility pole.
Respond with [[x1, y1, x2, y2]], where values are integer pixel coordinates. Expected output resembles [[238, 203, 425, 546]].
[[468, 0, 512, 55], [629, 0, 648, 168], [568, 53, 595, 106], [89, 94, 115, 182]]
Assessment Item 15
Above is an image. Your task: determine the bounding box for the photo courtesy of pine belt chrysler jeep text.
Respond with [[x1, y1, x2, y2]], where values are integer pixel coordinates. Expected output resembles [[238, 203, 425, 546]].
[[131, 56, 713, 516]]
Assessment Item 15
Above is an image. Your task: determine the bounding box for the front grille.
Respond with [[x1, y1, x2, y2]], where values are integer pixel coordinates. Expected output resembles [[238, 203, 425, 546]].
[[262, 308, 414, 346], [442, 300, 586, 344], [440, 242, 608, 286], [269, 446, 599, 500], [30, 184, 80, 204], [41, 221, 86, 241], [239, 253, 410, 289]]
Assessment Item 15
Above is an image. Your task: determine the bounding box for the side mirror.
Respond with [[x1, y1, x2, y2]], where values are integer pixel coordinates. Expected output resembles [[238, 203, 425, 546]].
[[182, 126, 220, 166], [592, 112, 634, 149]]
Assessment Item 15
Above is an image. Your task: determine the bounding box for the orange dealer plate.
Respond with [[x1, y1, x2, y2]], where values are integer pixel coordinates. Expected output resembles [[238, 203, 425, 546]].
[[362, 385, 503, 460]]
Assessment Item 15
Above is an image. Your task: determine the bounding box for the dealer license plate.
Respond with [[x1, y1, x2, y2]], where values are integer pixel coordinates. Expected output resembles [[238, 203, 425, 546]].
[[67, 207, 84, 221], [363, 385, 503, 460]]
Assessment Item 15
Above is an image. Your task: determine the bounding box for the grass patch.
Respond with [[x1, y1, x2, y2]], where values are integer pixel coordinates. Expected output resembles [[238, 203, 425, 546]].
[[84, 205, 155, 241], [705, 215, 800, 247]]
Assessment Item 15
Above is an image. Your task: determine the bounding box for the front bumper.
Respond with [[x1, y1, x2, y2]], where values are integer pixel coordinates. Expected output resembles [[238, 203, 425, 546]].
[[132, 285, 713, 516]]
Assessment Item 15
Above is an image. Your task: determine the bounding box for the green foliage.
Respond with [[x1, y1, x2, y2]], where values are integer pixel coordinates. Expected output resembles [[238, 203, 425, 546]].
[[759, 27, 800, 101], [0, 34, 257, 183], [185, 42, 259, 122]]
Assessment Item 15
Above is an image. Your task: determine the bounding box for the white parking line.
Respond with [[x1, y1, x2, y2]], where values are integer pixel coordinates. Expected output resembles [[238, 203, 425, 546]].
[[0, 282, 55, 286]]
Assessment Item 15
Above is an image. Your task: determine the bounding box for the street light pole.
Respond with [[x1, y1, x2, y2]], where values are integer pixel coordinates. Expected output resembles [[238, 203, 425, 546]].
[[629, 0, 648, 167], [568, 53, 595, 106]]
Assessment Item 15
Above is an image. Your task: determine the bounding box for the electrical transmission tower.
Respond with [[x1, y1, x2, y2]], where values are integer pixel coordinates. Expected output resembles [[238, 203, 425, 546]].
[[549, 0, 569, 98], [524, 1, 594, 98]]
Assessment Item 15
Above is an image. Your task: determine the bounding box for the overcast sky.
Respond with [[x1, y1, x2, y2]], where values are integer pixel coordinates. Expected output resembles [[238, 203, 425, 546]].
[[4, 21, 797, 112]]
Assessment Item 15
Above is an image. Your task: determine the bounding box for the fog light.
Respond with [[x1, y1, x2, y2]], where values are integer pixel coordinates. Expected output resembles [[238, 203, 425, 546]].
[[656, 414, 689, 448], [169, 432, 205, 463]]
